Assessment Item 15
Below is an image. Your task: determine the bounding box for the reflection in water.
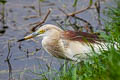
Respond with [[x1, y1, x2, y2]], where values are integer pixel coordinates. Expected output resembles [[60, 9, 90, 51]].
[[0, 1, 8, 36], [5, 41, 13, 80], [5, 59, 12, 80]]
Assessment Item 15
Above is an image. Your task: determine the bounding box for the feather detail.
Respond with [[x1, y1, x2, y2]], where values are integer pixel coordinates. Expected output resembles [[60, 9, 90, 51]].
[[62, 30, 104, 43]]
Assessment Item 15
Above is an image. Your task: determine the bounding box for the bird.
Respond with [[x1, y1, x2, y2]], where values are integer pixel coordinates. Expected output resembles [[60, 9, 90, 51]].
[[18, 24, 107, 62]]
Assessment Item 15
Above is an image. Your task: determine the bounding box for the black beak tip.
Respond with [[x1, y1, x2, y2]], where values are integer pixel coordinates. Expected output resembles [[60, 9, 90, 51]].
[[17, 38, 25, 42]]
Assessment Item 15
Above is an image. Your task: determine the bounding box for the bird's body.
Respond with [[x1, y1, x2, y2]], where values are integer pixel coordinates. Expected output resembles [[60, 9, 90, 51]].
[[18, 24, 107, 61], [41, 27, 105, 61]]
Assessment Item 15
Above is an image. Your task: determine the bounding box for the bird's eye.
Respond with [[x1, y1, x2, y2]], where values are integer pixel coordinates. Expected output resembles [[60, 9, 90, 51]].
[[39, 30, 45, 34]]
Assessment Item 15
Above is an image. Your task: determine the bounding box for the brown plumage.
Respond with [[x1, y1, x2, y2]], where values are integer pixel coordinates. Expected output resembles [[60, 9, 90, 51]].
[[62, 30, 103, 43]]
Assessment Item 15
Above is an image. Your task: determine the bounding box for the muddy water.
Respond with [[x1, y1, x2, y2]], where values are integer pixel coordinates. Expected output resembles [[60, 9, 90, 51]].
[[0, 0, 113, 80]]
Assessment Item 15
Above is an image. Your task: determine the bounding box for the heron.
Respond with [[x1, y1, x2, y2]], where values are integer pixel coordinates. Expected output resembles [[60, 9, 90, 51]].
[[18, 24, 107, 62]]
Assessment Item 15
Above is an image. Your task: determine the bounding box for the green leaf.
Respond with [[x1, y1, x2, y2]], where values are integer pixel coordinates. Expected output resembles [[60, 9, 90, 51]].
[[89, 0, 93, 7], [73, 0, 78, 7], [0, 0, 7, 4], [39, 0, 45, 2], [72, 66, 77, 80]]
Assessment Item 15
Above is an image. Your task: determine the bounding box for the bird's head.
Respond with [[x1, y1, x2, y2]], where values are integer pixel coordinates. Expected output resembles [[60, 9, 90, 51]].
[[18, 24, 63, 42]]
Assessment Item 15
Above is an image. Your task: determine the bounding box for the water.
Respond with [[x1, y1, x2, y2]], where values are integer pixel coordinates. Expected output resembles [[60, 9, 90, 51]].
[[0, 0, 113, 80]]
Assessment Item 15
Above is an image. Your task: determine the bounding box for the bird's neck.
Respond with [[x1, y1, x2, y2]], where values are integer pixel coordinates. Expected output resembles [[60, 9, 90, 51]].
[[41, 30, 67, 59], [42, 30, 62, 44]]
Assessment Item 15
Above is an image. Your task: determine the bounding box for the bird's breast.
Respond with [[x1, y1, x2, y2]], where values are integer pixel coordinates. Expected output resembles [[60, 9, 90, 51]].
[[41, 37, 68, 59]]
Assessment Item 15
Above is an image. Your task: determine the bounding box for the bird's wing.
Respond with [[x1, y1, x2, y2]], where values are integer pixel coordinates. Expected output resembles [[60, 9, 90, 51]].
[[61, 30, 103, 43]]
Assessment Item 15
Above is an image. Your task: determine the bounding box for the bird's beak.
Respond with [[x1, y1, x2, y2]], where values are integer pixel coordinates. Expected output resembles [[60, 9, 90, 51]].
[[17, 32, 39, 42]]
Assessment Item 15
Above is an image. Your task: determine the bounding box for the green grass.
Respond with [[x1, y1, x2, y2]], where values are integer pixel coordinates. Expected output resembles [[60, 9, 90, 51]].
[[0, 0, 7, 4], [28, 1, 120, 80]]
